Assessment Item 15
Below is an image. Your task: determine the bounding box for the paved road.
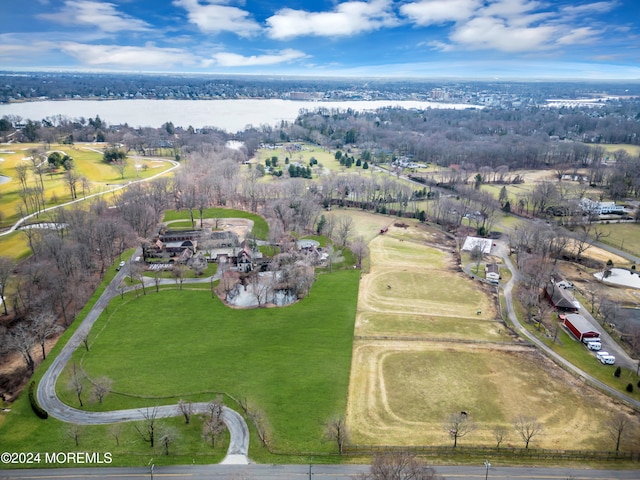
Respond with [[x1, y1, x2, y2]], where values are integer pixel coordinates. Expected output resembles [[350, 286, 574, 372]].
[[35, 252, 249, 465], [1, 464, 639, 479], [494, 241, 640, 411]]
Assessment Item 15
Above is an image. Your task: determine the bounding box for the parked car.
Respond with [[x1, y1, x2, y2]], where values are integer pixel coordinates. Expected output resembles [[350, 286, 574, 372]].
[[557, 280, 573, 289], [586, 340, 602, 351], [116, 260, 125, 271], [598, 354, 616, 365]]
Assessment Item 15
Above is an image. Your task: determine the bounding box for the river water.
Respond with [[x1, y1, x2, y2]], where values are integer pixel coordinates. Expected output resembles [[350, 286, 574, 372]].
[[0, 98, 476, 133]]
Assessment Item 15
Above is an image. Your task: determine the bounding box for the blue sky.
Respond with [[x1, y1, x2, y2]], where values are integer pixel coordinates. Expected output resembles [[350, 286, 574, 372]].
[[1, 0, 640, 79]]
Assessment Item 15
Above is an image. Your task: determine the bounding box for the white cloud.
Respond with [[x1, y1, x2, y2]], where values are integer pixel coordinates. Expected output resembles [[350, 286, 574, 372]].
[[561, 1, 618, 17], [557, 27, 601, 45], [266, 0, 398, 40], [0, 42, 54, 57], [449, 16, 557, 52], [400, 0, 481, 26], [173, 0, 261, 38], [211, 49, 307, 67], [59, 42, 198, 67], [480, 0, 543, 18], [38, 0, 150, 33]]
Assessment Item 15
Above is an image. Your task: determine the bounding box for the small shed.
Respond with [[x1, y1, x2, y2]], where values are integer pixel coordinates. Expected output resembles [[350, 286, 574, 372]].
[[561, 313, 600, 341]]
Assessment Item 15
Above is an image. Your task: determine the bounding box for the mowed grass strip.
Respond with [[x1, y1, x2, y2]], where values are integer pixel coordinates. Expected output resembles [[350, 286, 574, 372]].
[[360, 268, 493, 319], [356, 312, 506, 341], [67, 270, 359, 453]]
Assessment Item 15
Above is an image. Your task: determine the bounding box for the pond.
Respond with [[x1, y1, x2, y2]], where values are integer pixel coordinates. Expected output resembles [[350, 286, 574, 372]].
[[225, 271, 297, 308]]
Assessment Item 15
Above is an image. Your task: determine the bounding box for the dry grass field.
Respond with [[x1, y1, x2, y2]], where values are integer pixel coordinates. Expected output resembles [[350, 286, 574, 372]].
[[347, 341, 638, 450], [346, 220, 640, 451], [564, 239, 631, 266]]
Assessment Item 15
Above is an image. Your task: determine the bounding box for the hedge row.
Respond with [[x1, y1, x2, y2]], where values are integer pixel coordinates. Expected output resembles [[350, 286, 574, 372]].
[[28, 382, 49, 419]]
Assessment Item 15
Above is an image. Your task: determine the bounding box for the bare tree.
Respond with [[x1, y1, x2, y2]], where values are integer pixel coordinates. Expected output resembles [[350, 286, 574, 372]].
[[570, 223, 609, 262], [64, 168, 79, 199], [208, 395, 224, 419], [112, 159, 127, 180], [493, 426, 508, 448], [172, 263, 187, 290], [68, 362, 85, 407], [350, 236, 369, 268], [67, 423, 82, 447], [324, 416, 349, 455], [158, 427, 178, 456], [358, 451, 442, 480], [130, 262, 147, 296], [109, 424, 123, 446], [605, 413, 631, 452], [470, 243, 484, 274], [178, 399, 193, 424], [248, 406, 270, 448], [336, 216, 354, 247], [7, 323, 36, 373], [251, 271, 275, 307], [91, 376, 113, 404], [30, 309, 61, 360], [445, 412, 475, 448], [135, 407, 158, 448], [513, 415, 543, 449], [202, 413, 226, 448], [0, 256, 15, 316]]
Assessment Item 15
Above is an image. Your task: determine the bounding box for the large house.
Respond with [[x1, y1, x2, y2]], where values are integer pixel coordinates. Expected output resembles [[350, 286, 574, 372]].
[[580, 198, 625, 215]]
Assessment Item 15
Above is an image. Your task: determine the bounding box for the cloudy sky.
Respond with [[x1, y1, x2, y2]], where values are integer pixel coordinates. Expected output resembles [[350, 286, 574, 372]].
[[2, 0, 639, 79]]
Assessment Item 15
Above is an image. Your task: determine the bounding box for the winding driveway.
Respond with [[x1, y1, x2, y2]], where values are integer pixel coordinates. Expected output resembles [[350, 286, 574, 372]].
[[494, 240, 640, 411], [36, 257, 250, 465]]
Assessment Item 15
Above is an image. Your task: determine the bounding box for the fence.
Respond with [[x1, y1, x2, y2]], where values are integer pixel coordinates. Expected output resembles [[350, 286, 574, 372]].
[[343, 444, 640, 462]]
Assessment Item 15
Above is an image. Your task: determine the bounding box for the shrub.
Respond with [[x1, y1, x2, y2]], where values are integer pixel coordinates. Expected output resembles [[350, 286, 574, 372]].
[[28, 382, 49, 419], [614, 366, 621, 378], [626, 383, 634, 393]]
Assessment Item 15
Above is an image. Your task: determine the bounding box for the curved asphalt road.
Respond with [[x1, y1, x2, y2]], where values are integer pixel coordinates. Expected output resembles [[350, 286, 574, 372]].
[[494, 241, 640, 411], [36, 257, 250, 465]]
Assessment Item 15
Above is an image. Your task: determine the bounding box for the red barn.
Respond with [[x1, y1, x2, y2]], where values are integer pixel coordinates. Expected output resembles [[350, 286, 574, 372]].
[[561, 313, 600, 342]]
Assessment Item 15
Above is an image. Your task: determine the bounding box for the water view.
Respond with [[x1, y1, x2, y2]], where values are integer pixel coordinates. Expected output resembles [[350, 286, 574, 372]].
[[0, 99, 476, 133]]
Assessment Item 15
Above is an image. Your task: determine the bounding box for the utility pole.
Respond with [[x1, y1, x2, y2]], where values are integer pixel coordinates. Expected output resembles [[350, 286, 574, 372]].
[[484, 459, 491, 480]]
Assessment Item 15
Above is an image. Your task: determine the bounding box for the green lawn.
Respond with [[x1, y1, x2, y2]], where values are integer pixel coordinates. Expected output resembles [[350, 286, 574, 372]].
[[64, 269, 358, 455], [596, 223, 640, 258], [0, 231, 32, 260], [163, 208, 269, 240]]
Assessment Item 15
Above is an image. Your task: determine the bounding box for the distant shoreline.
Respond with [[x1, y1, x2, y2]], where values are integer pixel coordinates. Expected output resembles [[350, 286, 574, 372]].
[[0, 98, 479, 133]]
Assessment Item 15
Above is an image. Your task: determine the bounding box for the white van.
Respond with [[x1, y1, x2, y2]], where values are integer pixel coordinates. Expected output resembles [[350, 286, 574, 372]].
[[596, 351, 610, 360], [599, 355, 616, 365], [586, 340, 601, 351]]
